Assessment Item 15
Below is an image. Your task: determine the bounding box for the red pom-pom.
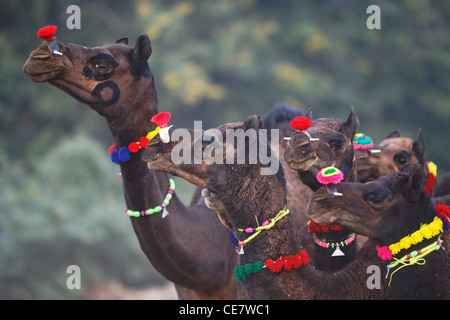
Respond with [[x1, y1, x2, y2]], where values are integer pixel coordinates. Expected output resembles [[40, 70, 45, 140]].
[[299, 249, 309, 265], [139, 137, 150, 149], [290, 116, 313, 131], [128, 142, 141, 153], [37, 25, 58, 41], [151, 112, 171, 128], [108, 144, 117, 155]]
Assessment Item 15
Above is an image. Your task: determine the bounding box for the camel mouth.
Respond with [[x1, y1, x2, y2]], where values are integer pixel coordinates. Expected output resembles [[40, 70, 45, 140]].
[[286, 151, 318, 171], [25, 68, 64, 83]]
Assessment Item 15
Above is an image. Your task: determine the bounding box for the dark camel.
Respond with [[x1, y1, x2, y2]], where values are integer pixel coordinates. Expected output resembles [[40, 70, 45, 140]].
[[283, 107, 360, 271], [308, 165, 450, 299], [142, 115, 390, 299], [23, 35, 241, 299]]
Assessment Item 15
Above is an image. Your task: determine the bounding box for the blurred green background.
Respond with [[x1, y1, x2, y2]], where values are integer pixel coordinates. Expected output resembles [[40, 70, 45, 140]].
[[1, 0, 450, 299]]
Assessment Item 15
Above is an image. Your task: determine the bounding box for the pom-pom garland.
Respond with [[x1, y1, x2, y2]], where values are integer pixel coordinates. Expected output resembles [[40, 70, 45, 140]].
[[424, 161, 437, 196], [109, 136, 150, 165], [316, 167, 344, 185], [376, 216, 443, 260], [37, 25, 57, 41], [234, 250, 309, 282], [290, 116, 313, 131], [125, 179, 175, 218], [353, 133, 374, 150]]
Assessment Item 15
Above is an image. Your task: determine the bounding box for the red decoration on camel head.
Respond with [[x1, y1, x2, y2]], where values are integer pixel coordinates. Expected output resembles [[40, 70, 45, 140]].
[[37, 25, 62, 56], [290, 116, 313, 131], [286, 116, 319, 141]]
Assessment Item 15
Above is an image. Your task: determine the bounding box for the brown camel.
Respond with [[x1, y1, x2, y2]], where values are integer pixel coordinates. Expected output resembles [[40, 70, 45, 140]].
[[142, 115, 390, 299], [23, 35, 241, 300], [308, 164, 450, 299], [355, 130, 426, 183], [283, 107, 360, 271]]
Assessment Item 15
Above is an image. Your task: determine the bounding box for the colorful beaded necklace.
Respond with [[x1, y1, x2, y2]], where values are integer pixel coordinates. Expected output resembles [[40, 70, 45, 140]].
[[385, 239, 442, 286], [125, 178, 175, 219], [313, 232, 356, 257], [235, 207, 290, 254]]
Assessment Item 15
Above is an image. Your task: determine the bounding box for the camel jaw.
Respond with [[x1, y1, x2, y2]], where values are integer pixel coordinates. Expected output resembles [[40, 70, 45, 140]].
[[25, 68, 64, 83], [286, 151, 318, 171]]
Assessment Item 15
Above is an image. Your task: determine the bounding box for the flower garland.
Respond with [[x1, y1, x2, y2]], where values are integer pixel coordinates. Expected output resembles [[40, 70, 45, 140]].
[[376, 216, 444, 260], [424, 161, 437, 196], [234, 249, 309, 282], [125, 178, 175, 218]]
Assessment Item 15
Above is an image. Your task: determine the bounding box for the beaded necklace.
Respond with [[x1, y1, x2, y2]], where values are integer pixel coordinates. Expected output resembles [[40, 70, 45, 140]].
[[385, 239, 442, 286], [125, 178, 175, 219], [235, 208, 290, 254], [313, 232, 356, 257]]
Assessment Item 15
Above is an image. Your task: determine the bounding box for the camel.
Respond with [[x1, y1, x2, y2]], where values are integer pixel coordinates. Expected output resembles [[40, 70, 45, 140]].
[[23, 34, 242, 299], [308, 164, 450, 299], [355, 130, 427, 183], [142, 115, 390, 299], [282, 107, 360, 271], [203, 106, 361, 272]]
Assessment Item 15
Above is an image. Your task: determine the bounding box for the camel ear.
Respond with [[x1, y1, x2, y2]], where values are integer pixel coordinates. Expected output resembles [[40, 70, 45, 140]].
[[386, 131, 400, 139], [412, 129, 425, 164], [406, 164, 426, 200], [305, 108, 313, 120], [243, 115, 264, 131], [115, 37, 129, 45], [343, 105, 360, 140], [132, 34, 152, 68]]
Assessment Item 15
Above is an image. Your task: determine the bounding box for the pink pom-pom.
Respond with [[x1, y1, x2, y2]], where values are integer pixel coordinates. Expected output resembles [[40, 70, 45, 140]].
[[262, 220, 269, 227], [244, 228, 253, 233], [151, 112, 171, 128], [290, 116, 313, 131], [316, 167, 344, 185], [376, 246, 392, 260]]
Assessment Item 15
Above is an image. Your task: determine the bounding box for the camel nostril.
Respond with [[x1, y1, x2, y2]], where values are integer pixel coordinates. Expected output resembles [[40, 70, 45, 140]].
[[32, 53, 51, 60], [291, 131, 310, 148]]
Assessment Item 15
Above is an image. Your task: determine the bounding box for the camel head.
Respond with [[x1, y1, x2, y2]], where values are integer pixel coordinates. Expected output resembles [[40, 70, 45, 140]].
[[23, 34, 156, 131], [307, 164, 432, 245], [284, 106, 359, 191], [143, 115, 286, 228], [354, 130, 426, 183]]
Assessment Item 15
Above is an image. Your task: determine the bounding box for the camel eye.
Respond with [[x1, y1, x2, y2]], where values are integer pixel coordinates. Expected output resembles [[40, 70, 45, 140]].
[[394, 151, 411, 167], [364, 190, 392, 209]]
